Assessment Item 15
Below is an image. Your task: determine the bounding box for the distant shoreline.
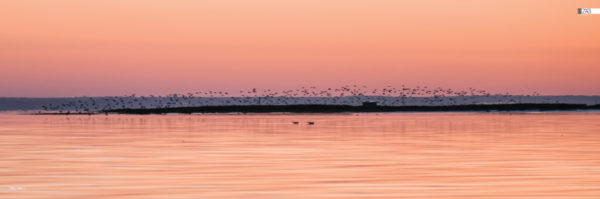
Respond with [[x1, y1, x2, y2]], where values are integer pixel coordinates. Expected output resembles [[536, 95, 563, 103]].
[[30, 103, 600, 115]]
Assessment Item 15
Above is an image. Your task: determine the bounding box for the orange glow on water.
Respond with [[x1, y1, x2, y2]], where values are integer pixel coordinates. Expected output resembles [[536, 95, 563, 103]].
[[1, 113, 600, 198]]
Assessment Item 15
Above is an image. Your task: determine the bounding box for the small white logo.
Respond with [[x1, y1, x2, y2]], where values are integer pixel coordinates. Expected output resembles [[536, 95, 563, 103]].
[[578, 8, 599, 15], [578, 8, 591, 14]]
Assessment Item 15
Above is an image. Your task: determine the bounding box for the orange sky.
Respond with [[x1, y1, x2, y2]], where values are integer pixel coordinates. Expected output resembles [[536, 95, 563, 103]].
[[1, 0, 599, 97]]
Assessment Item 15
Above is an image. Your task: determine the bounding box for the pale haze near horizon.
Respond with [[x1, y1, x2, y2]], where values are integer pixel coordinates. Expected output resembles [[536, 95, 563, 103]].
[[1, 0, 599, 97]]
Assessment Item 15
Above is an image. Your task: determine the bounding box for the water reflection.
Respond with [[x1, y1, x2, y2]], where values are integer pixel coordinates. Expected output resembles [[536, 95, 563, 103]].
[[1, 113, 599, 198]]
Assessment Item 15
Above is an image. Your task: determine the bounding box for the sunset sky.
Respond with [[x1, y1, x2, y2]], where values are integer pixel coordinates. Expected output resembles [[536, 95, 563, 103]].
[[1, 0, 599, 97]]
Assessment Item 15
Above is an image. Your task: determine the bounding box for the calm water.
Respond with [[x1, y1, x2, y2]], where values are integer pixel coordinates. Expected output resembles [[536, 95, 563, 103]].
[[1, 113, 599, 198]]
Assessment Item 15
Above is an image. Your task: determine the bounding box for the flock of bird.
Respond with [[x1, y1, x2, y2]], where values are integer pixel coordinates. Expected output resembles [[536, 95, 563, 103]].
[[40, 85, 551, 114]]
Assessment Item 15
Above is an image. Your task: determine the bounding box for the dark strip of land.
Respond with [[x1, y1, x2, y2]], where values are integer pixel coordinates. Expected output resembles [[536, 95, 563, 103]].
[[100, 103, 600, 114]]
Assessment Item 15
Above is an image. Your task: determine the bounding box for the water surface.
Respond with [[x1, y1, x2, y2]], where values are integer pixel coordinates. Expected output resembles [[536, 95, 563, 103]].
[[1, 113, 599, 198]]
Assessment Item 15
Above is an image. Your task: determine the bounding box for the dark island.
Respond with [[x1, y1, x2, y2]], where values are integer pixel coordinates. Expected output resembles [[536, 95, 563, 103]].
[[25, 86, 600, 115], [99, 103, 600, 114]]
